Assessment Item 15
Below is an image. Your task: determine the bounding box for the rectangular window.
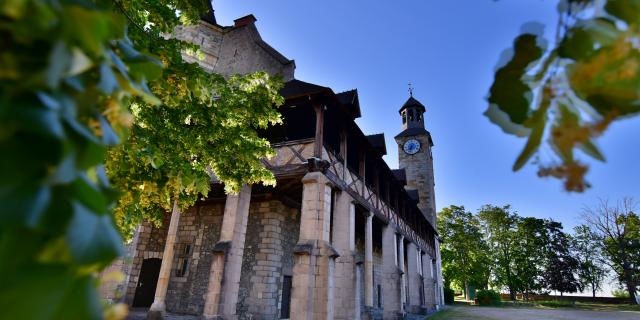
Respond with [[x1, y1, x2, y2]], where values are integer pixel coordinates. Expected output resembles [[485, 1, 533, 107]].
[[280, 276, 293, 319], [394, 234, 400, 266], [416, 249, 422, 275], [176, 258, 189, 277], [175, 244, 192, 277], [377, 284, 382, 308], [329, 189, 335, 245], [431, 259, 436, 278]]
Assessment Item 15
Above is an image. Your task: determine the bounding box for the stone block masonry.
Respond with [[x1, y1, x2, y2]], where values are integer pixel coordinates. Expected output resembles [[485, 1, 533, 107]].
[[237, 200, 300, 320], [124, 203, 225, 315]]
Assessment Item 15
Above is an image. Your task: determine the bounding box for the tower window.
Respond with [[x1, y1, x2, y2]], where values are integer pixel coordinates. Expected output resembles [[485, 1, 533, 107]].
[[409, 109, 414, 121], [402, 112, 407, 124], [417, 113, 422, 121]]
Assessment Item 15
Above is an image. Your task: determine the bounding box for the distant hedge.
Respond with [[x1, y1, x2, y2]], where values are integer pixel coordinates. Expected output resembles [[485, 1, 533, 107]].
[[444, 287, 455, 305], [477, 289, 502, 306]]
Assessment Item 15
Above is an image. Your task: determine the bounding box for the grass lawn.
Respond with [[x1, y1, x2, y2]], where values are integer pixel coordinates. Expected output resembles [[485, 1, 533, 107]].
[[500, 300, 640, 312], [427, 304, 640, 320]]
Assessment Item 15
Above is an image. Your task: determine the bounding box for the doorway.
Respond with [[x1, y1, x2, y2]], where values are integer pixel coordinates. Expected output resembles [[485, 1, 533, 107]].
[[132, 258, 161, 308]]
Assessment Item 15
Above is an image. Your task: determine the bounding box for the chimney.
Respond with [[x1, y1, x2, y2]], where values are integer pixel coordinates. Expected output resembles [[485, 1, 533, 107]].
[[234, 14, 257, 27]]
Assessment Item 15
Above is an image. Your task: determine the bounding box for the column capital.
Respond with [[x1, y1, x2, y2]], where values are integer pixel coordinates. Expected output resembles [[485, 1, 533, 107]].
[[301, 170, 330, 185]]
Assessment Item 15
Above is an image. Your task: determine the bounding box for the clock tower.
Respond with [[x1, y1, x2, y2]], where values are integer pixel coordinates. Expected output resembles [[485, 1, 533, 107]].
[[395, 94, 437, 226]]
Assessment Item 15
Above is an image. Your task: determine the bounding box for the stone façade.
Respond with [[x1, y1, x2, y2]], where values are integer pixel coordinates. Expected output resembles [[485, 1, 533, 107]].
[[102, 8, 444, 320]]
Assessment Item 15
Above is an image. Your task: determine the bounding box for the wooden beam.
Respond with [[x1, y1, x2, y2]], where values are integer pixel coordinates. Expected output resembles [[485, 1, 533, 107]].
[[313, 103, 324, 158]]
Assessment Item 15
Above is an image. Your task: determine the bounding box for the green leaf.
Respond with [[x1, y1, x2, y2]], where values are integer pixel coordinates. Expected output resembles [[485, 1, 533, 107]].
[[486, 33, 545, 130], [605, 0, 640, 25], [578, 140, 606, 162], [0, 265, 101, 320], [47, 152, 77, 184], [97, 62, 118, 94], [99, 115, 119, 145], [46, 41, 70, 89], [0, 185, 51, 228], [71, 175, 107, 215], [558, 18, 620, 60], [65, 202, 123, 265], [513, 99, 548, 171]]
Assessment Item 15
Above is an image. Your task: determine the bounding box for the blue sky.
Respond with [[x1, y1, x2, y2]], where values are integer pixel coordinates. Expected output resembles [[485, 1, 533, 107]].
[[213, 1, 640, 233]]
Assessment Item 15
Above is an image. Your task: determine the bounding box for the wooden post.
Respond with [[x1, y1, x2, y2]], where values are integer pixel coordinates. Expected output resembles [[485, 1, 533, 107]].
[[148, 200, 180, 320], [314, 103, 324, 158]]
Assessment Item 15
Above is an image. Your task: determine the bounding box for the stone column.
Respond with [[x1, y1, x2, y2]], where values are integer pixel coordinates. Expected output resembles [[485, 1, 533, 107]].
[[398, 235, 406, 313], [381, 224, 401, 319], [422, 253, 436, 311], [148, 200, 180, 320], [364, 213, 374, 307], [406, 242, 420, 313], [332, 192, 357, 319], [435, 239, 445, 308], [291, 171, 338, 320], [202, 185, 252, 319]]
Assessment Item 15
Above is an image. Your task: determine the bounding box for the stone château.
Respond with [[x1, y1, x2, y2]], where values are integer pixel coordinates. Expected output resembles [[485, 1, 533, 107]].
[[105, 6, 445, 320]]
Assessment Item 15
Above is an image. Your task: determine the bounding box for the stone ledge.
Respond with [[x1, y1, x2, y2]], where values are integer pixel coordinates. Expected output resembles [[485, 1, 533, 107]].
[[292, 240, 340, 258], [212, 240, 231, 254]]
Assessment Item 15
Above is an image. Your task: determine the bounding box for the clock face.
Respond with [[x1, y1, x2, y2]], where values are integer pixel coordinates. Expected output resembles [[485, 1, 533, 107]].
[[403, 139, 421, 155]]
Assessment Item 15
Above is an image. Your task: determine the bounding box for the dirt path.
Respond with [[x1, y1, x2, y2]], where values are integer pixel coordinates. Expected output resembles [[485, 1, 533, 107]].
[[432, 305, 640, 320]]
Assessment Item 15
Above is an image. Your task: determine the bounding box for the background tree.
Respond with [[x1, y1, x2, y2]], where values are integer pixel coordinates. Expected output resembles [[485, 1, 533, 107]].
[[543, 220, 581, 296], [478, 205, 519, 300], [106, 1, 284, 239], [573, 224, 608, 297], [438, 205, 490, 299], [512, 217, 549, 300], [582, 198, 640, 304], [486, 0, 640, 192]]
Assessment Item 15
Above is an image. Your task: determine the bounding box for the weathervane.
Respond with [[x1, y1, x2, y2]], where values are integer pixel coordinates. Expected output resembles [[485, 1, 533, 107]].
[[408, 82, 414, 97]]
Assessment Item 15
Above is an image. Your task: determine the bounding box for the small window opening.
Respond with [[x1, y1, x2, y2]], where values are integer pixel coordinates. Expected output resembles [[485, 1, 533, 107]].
[[409, 109, 414, 121], [175, 244, 192, 277], [280, 275, 293, 319]]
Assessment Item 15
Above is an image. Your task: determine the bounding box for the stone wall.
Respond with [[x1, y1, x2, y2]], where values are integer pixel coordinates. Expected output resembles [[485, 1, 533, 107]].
[[237, 200, 300, 320], [124, 203, 225, 315], [396, 134, 436, 226], [173, 20, 294, 81]]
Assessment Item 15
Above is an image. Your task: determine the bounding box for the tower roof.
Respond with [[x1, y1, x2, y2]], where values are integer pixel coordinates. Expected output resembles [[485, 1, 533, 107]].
[[398, 96, 426, 114]]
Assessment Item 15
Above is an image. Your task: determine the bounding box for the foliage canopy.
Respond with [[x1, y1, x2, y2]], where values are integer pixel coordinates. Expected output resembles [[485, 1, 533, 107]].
[[486, 0, 640, 192], [0, 0, 284, 318]]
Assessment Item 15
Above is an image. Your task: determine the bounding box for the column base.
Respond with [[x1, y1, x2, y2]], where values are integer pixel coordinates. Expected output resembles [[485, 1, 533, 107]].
[[147, 310, 164, 320], [147, 301, 165, 320], [362, 306, 383, 320]]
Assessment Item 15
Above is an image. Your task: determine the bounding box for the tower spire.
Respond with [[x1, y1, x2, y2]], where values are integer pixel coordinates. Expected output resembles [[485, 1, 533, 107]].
[[408, 82, 414, 97]]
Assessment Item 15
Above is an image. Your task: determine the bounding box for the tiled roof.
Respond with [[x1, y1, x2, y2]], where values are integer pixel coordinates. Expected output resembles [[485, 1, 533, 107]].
[[399, 96, 426, 113], [280, 79, 332, 99], [392, 169, 406, 184], [336, 89, 361, 119], [407, 190, 419, 202], [366, 133, 387, 156], [394, 128, 434, 146]]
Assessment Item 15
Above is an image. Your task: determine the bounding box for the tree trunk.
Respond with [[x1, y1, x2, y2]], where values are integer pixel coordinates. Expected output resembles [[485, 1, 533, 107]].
[[592, 286, 596, 298], [509, 287, 515, 301], [560, 291, 563, 297], [624, 268, 638, 305], [464, 281, 468, 301]]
